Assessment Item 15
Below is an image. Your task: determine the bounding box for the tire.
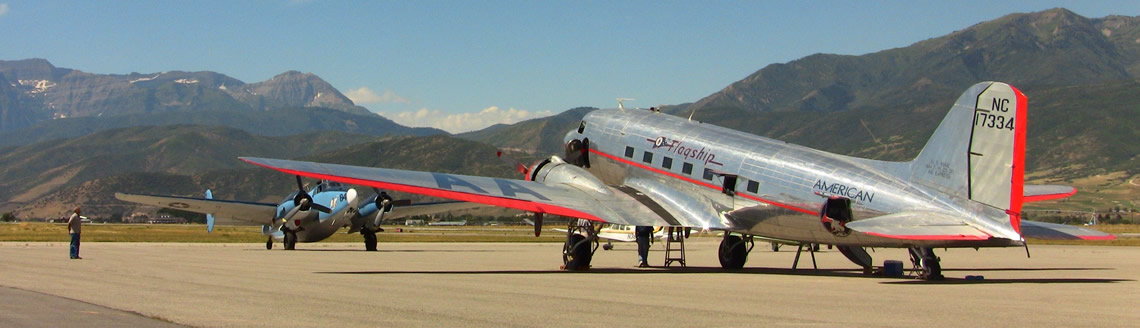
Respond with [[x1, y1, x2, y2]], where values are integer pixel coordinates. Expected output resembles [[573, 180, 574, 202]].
[[363, 231, 378, 251], [770, 242, 780, 252], [719, 235, 747, 269], [922, 248, 943, 280], [284, 231, 296, 250], [563, 234, 592, 270], [266, 238, 273, 250]]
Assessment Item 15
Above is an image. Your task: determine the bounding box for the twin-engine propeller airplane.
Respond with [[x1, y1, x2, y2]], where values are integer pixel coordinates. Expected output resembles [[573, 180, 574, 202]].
[[116, 177, 478, 251], [240, 82, 1112, 279]]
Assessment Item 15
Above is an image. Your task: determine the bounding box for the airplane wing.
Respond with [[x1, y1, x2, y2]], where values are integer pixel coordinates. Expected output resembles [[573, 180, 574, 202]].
[[240, 157, 669, 227], [115, 193, 277, 225], [1019, 220, 1115, 240], [1024, 184, 1077, 202], [844, 211, 992, 241], [380, 201, 490, 220]]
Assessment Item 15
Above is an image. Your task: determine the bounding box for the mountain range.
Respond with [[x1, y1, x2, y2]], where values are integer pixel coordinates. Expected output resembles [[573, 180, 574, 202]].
[[464, 9, 1140, 177], [2, 8, 1138, 219]]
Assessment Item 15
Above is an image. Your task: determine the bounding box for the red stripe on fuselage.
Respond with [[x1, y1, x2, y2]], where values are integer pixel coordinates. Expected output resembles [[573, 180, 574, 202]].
[[241, 159, 606, 222], [864, 231, 991, 241], [590, 149, 817, 215]]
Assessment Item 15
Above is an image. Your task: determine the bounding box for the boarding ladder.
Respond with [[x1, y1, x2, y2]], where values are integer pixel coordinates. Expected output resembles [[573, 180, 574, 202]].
[[664, 227, 686, 267]]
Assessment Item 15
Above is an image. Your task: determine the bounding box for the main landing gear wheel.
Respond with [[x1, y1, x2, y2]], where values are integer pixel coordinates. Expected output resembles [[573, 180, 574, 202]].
[[362, 229, 378, 251], [283, 230, 297, 250], [602, 242, 613, 251], [563, 234, 593, 270], [266, 237, 273, 250], [908, 247, 943, 280], [718, 235, 748, 269], [770, 241, 781, 252]]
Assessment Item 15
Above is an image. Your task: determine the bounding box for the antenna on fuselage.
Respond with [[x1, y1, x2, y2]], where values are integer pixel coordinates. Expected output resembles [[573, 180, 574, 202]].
[[687, 105, 698, 121], [617, 98, 634, 111]]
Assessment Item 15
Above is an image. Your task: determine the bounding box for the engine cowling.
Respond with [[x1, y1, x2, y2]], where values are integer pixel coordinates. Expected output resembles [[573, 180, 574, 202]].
[[528, 156, 609, 195]]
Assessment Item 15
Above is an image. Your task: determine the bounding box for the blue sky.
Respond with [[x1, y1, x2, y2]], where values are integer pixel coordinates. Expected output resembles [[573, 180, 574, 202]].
[[1, 1, 1136, 132]]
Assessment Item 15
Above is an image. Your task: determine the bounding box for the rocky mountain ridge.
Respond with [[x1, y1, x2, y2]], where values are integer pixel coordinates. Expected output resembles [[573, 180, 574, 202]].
[[0, 59, 373, 130]]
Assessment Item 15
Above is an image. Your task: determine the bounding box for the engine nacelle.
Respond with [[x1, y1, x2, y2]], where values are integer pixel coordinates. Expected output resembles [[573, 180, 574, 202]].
[[529, 156, 609, 195]]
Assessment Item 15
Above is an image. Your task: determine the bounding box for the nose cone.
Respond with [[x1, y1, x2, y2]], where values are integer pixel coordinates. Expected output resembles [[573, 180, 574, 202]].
[[346, 188, 357, 204], [563, 130, 577, 146]]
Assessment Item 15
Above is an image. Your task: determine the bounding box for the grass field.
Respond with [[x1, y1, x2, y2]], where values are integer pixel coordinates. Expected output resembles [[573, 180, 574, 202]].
[[2, 222, 1137, 246]]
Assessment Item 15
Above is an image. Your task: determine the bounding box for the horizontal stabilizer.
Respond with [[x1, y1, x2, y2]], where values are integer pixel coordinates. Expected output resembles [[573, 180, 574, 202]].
[[845, 211, 992, 241], [1020, 220, 1114, 240], [1023, 185, 1077, 202]]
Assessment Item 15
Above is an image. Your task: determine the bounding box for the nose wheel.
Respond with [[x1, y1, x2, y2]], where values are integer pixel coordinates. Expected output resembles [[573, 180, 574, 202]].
[[266, 237, 273, 250]]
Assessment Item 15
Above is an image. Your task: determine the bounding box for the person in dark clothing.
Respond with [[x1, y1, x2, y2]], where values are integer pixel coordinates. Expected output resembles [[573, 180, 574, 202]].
[[67, 207, 82, 259], [635, 226, 653, 267]]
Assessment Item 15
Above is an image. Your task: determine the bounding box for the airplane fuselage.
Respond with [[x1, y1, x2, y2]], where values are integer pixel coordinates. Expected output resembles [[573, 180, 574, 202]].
[[567, 109, 1019, 248], [270, 184, 361, 243]]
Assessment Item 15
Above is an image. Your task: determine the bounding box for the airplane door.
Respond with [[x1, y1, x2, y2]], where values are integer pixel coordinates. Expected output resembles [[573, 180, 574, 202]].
[[718, 174, 741, 210], [720, 174, 738, 197]]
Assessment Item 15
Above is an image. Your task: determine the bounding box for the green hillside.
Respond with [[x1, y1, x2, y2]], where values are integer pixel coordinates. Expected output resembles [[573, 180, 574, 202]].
[[0, 106, 444, 147], [0, 125, 383, 208], [11, 134, 523, 220]]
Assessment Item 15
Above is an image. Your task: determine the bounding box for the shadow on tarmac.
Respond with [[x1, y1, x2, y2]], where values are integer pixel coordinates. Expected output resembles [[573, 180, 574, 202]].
[[315, 266, 1130, 284], [246, 249, 498, 253], [881, 277, 1131, 285]]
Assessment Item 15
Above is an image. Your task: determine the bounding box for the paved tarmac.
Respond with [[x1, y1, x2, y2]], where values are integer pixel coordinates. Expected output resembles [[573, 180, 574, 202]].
[[1, 240, 1137, 327]]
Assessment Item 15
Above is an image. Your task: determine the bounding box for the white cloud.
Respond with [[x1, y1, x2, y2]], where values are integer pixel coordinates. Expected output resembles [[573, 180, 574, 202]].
[[0, 4, 9, 16], [384, 106, 555, 133], [345, 87, 409, 105]]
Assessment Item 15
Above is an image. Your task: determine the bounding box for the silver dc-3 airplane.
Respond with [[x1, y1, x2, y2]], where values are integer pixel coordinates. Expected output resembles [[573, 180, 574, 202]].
[[241, 82, 1112, 279], [116, 177, 478, 251]]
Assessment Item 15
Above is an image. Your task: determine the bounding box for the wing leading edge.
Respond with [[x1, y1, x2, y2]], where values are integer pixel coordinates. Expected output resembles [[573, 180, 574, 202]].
[[239, 157, 669, 227]]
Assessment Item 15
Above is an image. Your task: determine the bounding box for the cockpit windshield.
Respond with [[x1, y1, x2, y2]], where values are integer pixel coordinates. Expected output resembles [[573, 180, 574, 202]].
[[315, 181, 348, 193]]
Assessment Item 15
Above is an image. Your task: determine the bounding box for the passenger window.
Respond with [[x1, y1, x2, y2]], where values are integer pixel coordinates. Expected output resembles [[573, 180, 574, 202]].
[[662, 157, 673, 169], [642, 151, 653, 164], [682, 162, 693, 175], [747, 180, 759, 193], [703, 168, 714, 181], [624, 146, 635, 158]]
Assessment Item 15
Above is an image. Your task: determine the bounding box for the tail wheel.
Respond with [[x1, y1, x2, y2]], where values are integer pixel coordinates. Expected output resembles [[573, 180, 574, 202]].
[[718, 235, 747, 269], [563, 234, 593, 270]]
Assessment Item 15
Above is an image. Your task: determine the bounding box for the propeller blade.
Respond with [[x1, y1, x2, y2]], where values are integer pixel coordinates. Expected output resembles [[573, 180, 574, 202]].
[[295, 175, 306, 192], [496, 150, 529, 176], [311, 203, 332, 213]]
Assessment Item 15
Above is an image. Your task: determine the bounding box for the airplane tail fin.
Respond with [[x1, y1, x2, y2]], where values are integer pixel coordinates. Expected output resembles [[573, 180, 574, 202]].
[[909, 82, 1027, 234]]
